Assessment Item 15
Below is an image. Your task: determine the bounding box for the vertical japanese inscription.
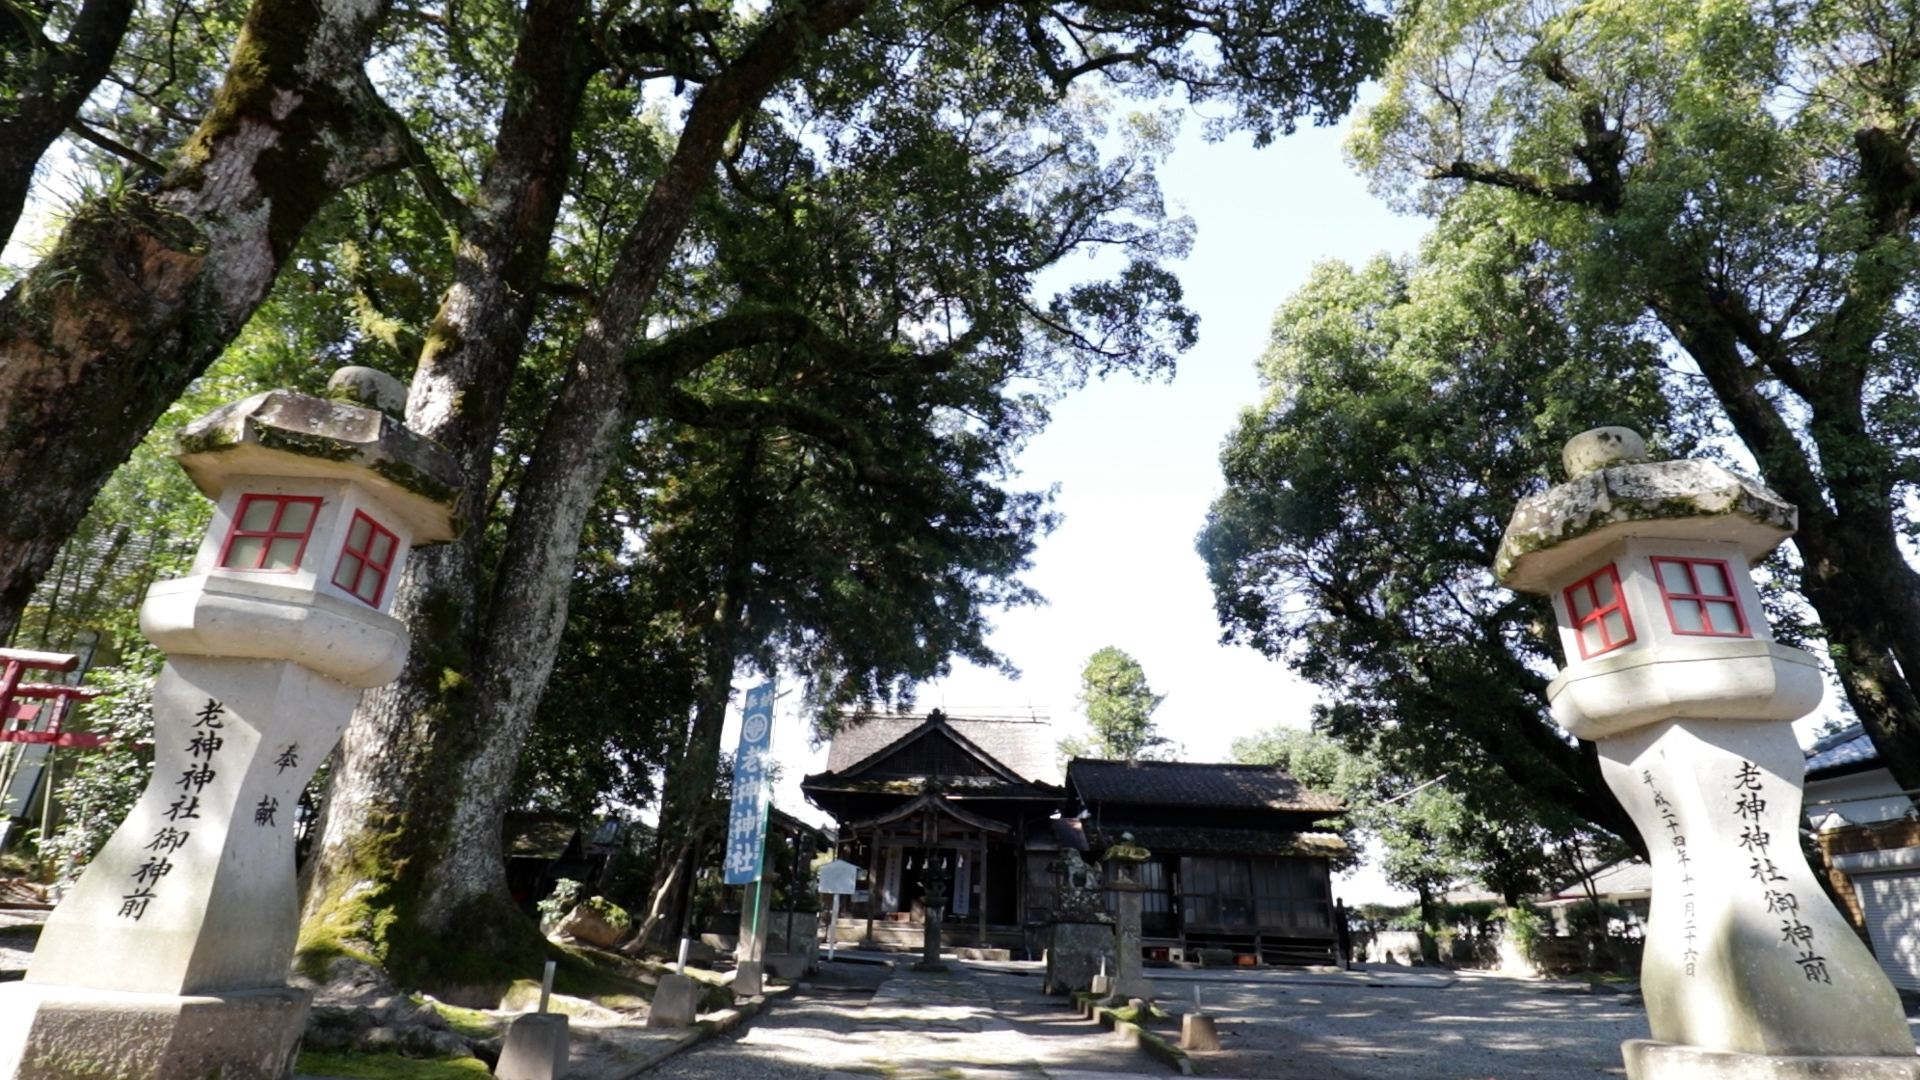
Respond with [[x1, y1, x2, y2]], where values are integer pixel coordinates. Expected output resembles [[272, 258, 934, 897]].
[[1643, 769, 1698, 976], [1734, 760, 1829, 984], [121, 697, 225, 920]]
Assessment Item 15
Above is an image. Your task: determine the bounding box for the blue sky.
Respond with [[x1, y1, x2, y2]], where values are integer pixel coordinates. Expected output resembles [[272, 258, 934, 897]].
[[754, 104, 1433, 902]]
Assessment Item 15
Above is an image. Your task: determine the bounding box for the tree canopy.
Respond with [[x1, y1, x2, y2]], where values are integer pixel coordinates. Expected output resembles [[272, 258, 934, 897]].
[[1199, 210, 1674, 857], [1062, 645, 1174, 762], [1348, 0, 1920, 790]]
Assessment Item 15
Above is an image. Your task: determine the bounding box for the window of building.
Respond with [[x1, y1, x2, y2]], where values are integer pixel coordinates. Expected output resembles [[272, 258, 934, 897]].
[[1179, 856, 1329, 933], [332, 511, 398, 606], [1565, 564, 1635, 659], [1653, 557, 1749, 638], [219, 495, 322, 572]]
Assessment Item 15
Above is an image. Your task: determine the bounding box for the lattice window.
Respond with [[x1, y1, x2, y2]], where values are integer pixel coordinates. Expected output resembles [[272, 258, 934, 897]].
[[1564, 564, 1635, 659], [219, 495, 321, 572], [1653, 557, 1749, 638], [332, 511, 398, 606]]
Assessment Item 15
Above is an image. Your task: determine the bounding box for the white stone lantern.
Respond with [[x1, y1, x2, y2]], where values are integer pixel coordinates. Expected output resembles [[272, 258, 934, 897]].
[[1495, 427, 1916, 1079], [0, 369, 459, 1080]]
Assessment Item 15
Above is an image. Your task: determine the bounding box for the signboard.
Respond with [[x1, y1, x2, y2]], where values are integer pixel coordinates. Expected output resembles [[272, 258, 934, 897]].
[[817, 858, 858, 896], [722, 682, 777, 885]]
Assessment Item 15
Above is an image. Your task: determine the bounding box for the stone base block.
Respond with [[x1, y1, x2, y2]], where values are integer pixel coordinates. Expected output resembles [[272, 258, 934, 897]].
[[647, 974, 699, 1029], [0, 981, 308, 1080], [1044, 922, 1115, 996], [496, 1013, 569, 1080], [1181, 1013, 1220, 1052], [910, 960, 949, 973], [1088, 974, 1110, 996], [733, 960, 764, 997], [1624, 1039, 1920, 1080], [766, 953, 809, 979]]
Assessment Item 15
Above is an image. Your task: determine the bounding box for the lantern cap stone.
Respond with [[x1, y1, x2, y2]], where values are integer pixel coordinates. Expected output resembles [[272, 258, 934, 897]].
[[175, 389, 464, 544], [1563, 426, 1648, 478], [1495, 456, 1796, 595], [326, 366, 408, 418]]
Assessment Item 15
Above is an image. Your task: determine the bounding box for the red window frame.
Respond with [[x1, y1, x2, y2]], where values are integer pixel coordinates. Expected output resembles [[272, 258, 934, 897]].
[[1652, 556, 1751, 638], [218, 494, 322, 572], [332, 511, 399, 607], [1564, 564, 1636, 659]]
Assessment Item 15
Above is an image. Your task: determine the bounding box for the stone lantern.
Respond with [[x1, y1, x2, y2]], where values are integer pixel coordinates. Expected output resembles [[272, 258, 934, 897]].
[[1495, 427, 1915, 1079], [0, 369, 460, 1080]]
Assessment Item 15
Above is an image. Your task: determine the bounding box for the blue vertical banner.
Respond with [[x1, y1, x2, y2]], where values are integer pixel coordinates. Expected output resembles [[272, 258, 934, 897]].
[[722, 682, 776, 885]]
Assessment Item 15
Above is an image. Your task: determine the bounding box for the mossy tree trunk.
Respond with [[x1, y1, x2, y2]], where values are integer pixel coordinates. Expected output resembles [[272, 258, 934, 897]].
[[298, 0, 601, 972], [0, 0, 136, 243], [0, 0, 399, 640], [302, 0, 873, 978]]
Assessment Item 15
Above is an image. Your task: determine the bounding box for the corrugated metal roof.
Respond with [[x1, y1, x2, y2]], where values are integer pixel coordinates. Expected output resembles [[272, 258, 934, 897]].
[[1069, 759, 1345, 813]]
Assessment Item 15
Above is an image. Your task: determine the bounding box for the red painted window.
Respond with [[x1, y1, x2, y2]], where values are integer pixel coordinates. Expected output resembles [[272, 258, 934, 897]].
[[1565, 564, 1635, 659], [1653, 557, 1750, 638], [219, 495, 322, 572], [332, 512, 399, 606]]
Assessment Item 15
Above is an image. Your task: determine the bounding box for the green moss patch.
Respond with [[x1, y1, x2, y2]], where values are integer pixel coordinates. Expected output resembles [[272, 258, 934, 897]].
[[293, 1050, 491, 1079]]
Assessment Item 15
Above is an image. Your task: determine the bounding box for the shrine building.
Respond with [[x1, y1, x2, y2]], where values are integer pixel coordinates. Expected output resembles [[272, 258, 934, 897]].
[[801, 710, 1348, 963]]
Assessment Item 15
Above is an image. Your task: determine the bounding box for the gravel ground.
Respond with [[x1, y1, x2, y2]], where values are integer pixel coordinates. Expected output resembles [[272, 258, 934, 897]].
[[1146, 968, 1649, 1080], [651, 958, 1171, 1080]]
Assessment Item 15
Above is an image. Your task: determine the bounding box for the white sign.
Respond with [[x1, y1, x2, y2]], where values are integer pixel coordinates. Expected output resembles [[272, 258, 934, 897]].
[[817, 858, 859, 895]]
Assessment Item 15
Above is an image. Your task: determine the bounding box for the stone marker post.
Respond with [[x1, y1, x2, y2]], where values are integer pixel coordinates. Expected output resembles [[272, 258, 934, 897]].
[[1494, 427, 1916, 1080], [914, 875, 949, 973], [0, 370, 460, 1080], [1103, 833, 1153, 1002]]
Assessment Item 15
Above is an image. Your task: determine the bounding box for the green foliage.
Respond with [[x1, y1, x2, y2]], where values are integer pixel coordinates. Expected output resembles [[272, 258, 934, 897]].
[[1349, 0, 1920, 783], [1062, 646, 1173, 762], [536, 879, 583, 932], [31, 658, 159, 877], [1202, 213, 1673, 867]]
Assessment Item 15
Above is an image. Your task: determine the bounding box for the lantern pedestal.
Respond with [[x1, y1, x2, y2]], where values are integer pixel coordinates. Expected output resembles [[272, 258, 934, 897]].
[[1624, 1038, 1920, 1080], [1601, 718, 1909, 1063], [0, 983, 308, 1080]]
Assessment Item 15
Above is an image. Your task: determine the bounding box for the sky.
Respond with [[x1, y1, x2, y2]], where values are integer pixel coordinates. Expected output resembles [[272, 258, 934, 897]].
[[739, 106, 1434, 903]]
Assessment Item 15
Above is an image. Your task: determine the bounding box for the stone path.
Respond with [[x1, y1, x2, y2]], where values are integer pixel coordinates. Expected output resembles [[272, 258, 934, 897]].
[[651, 958, 1172, 1080]]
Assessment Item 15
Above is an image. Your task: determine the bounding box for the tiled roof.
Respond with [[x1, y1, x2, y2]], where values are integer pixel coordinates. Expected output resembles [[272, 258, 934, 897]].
[[1069, 759, 1344, 813], [823, 712, 1059, 784], [1806, 723, 1878, 779], [1087, 825, 1349, 859]]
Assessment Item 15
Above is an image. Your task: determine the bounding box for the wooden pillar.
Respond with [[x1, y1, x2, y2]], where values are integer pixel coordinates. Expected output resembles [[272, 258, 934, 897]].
[[865, 827, 880, 944], [978, 833, 989, 945]]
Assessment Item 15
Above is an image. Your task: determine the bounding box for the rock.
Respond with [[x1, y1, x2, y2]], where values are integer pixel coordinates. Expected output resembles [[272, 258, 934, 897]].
[[362, 1026, 398, 1049], [326, 366, 409, 418], [558, 902, 629, 949]]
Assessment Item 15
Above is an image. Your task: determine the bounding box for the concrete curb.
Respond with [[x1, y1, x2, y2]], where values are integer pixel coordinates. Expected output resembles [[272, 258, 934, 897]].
[[1069, 992, 1195, 1076], [609, 996, 766, 1079]]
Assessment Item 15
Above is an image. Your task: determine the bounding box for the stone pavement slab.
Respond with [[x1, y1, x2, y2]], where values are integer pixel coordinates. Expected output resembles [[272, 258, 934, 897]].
[[650, 957, 1172, 1080]]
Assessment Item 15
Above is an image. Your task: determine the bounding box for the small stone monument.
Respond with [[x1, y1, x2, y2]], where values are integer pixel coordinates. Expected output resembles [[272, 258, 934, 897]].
[[1102, 833, 1154, 1002], [1043, 847, 1113, 995], [0, 372, 460, 1080], [1495, 427, 1916, 1079], [913, 874, 949, 973]]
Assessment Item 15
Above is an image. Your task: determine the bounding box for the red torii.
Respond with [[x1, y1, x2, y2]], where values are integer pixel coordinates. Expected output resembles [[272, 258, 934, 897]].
[[0, 647, 105, 749]]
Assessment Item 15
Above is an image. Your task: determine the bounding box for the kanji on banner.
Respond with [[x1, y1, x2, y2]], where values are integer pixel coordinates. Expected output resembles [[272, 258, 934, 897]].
[[722, 682, 776, 885]]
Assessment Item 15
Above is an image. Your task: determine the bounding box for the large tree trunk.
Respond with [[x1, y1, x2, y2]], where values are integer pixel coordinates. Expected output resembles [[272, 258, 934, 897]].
[[0, 0, 135, 244], [299, 0, 600, 965], [383, 0, 874, 943], [0, 0, 399, 640]]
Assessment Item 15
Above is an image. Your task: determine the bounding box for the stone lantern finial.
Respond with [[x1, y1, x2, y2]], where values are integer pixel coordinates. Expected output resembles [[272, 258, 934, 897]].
[[1561, 425, 1648, 478]]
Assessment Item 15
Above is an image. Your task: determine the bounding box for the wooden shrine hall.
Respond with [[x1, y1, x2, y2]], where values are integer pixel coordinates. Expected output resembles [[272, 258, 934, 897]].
[[800, 710, 1060, 950]]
